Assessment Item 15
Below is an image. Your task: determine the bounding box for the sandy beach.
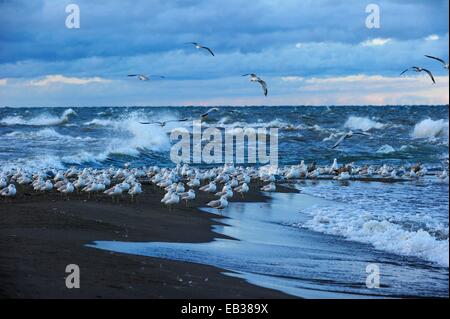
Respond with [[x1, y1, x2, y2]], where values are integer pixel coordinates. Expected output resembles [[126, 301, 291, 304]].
[[0, 182, 298, 299]]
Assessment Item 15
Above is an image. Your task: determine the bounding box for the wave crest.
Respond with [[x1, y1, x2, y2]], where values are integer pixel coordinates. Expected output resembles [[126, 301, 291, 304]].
[[344, 116, 384, 131], [412, 118, 449, 139], [0, 108, 77, 126]]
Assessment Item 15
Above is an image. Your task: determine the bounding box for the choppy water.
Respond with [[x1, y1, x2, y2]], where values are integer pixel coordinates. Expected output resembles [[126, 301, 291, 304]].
[[91, 190, 449, 298], [0, 106, 448, 169], [1, 105, 448, 297]]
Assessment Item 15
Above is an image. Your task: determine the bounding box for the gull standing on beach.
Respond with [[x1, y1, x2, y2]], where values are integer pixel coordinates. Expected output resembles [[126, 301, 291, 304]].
[[242, 74, 268, 96], [207, 195, 229, 213], [128, 183, 142, 202], [332, 131, 371, 149], [185, 42, 215, 56], [179, 189, 196, 206], [234, 183, 249, 198], [425, 55, 449, 70], [1, 184, 16, 199], [104, 185, 124, 202], [261, 182, 276, 192], [164, 192, 180, 210], [400, 67, 436, 84], [58, 182, 74, 197], [199, 181, 217, 193]]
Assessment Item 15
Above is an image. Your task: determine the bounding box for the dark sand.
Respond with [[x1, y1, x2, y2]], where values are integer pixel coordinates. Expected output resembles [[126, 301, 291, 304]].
[[0, 182, 297, 299]]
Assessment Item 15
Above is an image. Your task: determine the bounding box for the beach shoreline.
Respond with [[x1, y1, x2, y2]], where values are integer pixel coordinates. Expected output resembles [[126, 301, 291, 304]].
[[0, 183, 297, 299]]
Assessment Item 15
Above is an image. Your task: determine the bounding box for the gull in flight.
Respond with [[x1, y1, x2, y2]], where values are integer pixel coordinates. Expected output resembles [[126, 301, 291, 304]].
[[140, 118, 189, 127], [425, 55, 449, 70], [400, 67, 436, 84], [185, 42, 215, 56], [128, 74, 166, 81], [242, 74, 268, 96], [332, 131, 371, 149]]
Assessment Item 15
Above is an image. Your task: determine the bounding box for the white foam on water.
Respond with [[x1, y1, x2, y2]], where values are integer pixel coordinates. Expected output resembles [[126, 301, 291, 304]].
[[4, 128, 96, 142], [412, 118, 449, 140], [299, 182, 449, 268], [376, 144, 396, 154], [302, 208, 449, 267], [344, 116, 384, 131], [0, 109, 76, 126], [83, 118, 115, 127]]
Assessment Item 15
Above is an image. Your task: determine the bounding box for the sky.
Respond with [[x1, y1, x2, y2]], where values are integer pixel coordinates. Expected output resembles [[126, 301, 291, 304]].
[[0, 0, 449, 107]]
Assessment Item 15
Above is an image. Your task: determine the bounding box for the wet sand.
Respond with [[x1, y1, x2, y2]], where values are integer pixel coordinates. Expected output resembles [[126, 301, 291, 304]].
[[0, 182, 297, 298]]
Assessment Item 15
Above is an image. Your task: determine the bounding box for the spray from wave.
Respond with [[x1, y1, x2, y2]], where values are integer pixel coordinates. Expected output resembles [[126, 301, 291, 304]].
[[344, 116, 384, 131], [412, 118, 449, 140], [0, 108, 77, 126]]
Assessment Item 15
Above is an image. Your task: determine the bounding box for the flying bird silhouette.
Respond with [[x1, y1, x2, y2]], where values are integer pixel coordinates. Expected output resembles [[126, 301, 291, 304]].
[[185, 42, 215, 56], [332, 131, 371, 149], [242, 74, 268, 96], [400, 67, 436, 84], [425, 55, 449, 70], [140, 119, 189, 127], [128, 74, 165, 81]]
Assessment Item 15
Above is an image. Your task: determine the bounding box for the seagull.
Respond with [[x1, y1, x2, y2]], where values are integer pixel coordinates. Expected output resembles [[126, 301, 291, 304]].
[[242, 74, 268, 96], [185, 42, 215, 56], [104, 185, 124, 202], [1, 184, 16, 199], [164, 192, 180, 210], [234, 183, 249, 198], [139, 118, 189, 127], [332, 131, 371, 149], [58, 182, 74, 197], [207, 195, 229, 213], [179, 189, 195, 206], [199, 181, 217, 193], [400, 67, 436, 84], [200, 108, 219, 121], [128, 183, 142, 202], [260, 182, 276, 192], [425, 55, 449, 70], [128, 74, 165, 81]]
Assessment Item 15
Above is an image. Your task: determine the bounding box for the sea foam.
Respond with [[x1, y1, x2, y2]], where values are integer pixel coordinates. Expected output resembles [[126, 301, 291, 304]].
[[0, 109, 76, 126], [344, 116, 384, 131], [412, 118, 449, 139]]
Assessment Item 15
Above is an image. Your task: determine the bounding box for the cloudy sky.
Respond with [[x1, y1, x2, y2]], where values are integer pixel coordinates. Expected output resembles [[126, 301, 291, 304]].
[[0, 0, 448, 107]]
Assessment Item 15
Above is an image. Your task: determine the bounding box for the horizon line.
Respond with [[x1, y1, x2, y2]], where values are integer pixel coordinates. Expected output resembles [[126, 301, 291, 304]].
[[1, 104, 449, 108]]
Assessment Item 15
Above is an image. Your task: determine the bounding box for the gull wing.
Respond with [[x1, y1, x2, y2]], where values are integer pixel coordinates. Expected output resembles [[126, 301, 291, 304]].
[[332, 134, 348, 149], [201, 46, 215, 56], [258, 79, 268, 96], [425, 55, 446, 65], [139, 121, 161, 125], [207, 199, 221, 208], [400, 68, 410, 76], [422, 68, 436, 84], [165, 118, 189, 124], [352, 131, 371, 136]]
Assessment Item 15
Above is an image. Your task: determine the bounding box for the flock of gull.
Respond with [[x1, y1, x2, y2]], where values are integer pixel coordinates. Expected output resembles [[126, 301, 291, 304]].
[[128, 42, 271, 97], [1, 160, 448, 208], [127, 41, 449, 91], [1, 43, 448, 207]]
